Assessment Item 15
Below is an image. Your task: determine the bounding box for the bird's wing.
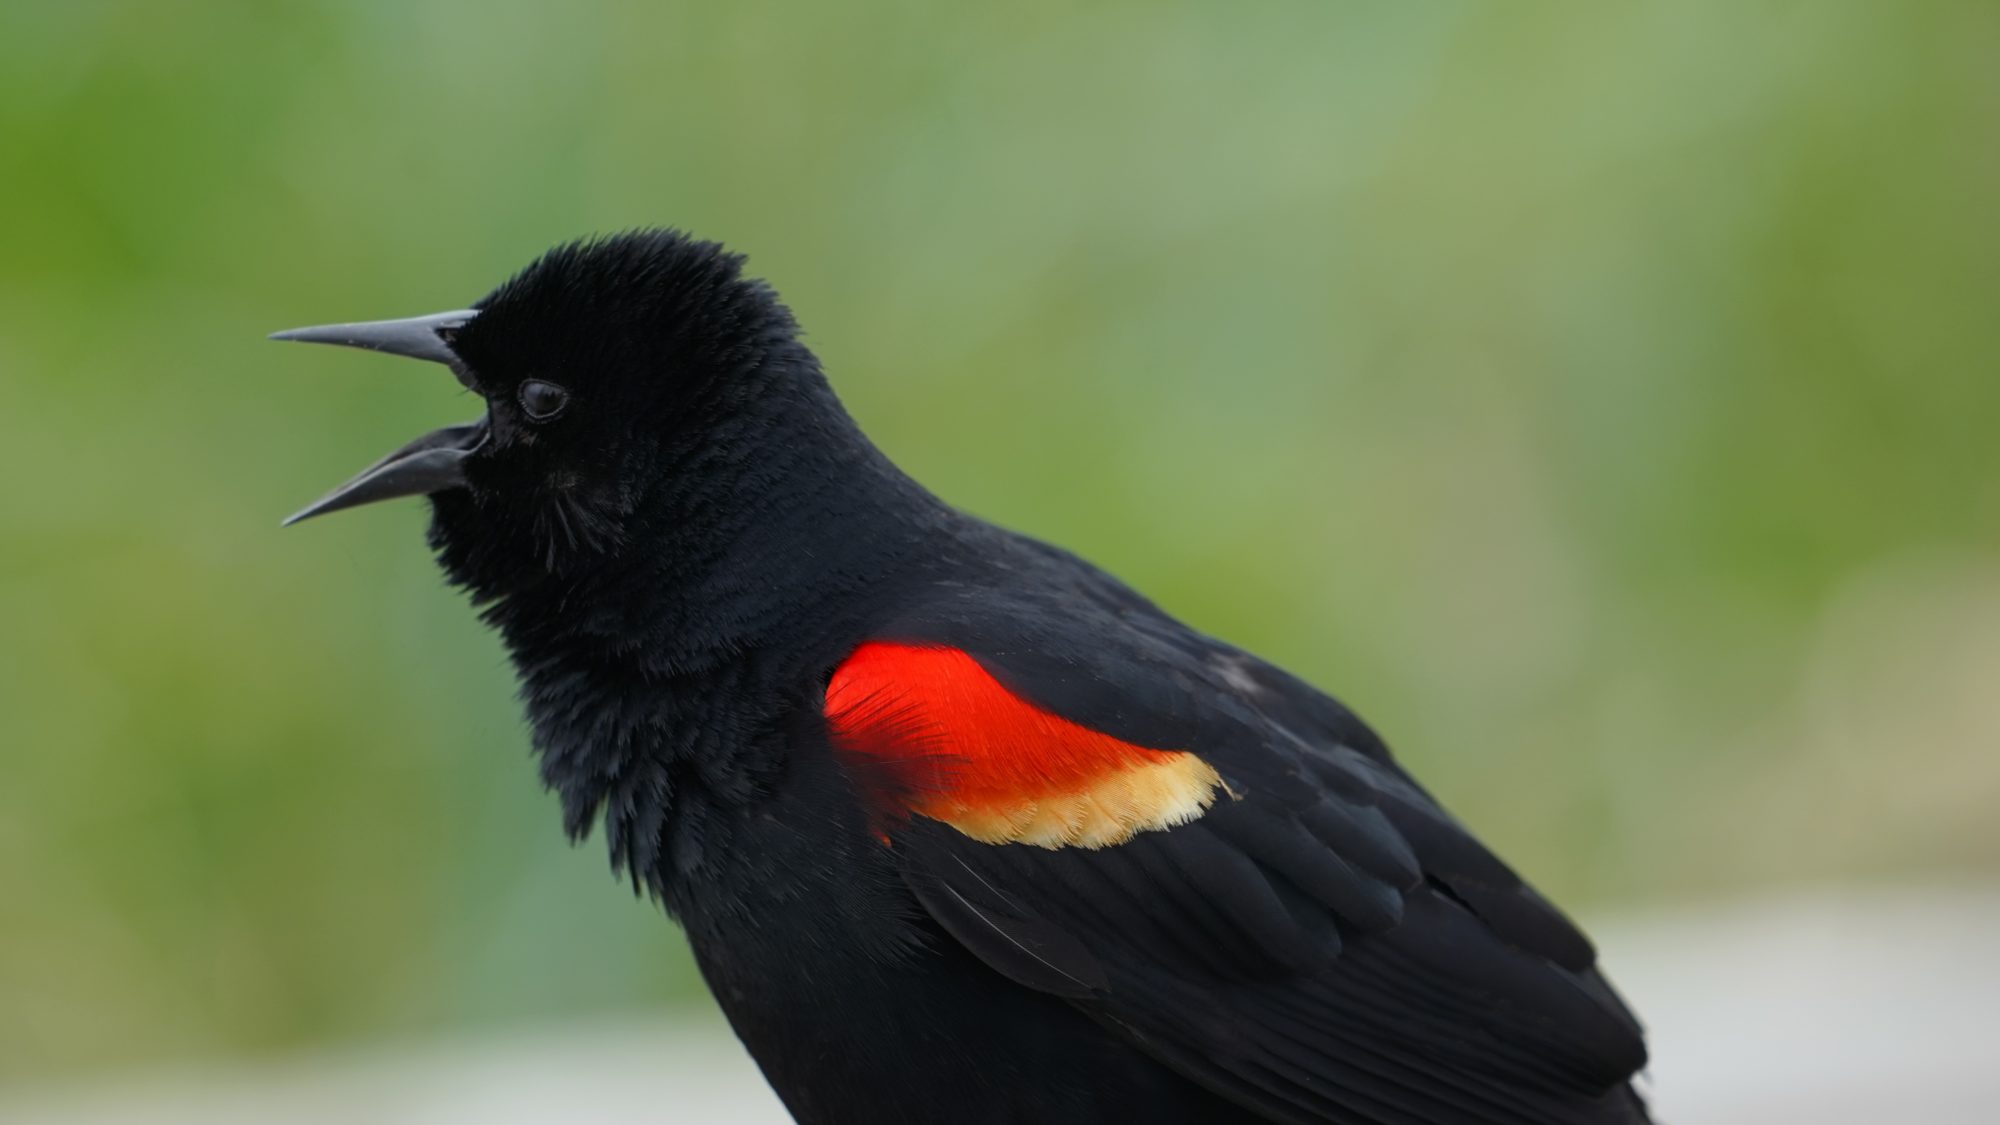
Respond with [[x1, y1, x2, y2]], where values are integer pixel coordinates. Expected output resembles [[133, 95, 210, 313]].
[[823, 590, 1649, 1125]]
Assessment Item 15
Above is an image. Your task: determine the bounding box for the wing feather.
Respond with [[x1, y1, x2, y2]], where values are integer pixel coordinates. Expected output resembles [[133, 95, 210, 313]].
[[830, 596, 1649, 1125]]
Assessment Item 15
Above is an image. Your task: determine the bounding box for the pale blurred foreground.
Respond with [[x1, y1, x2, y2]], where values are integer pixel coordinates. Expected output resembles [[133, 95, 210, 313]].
[[6, 885, 1993, 1125]]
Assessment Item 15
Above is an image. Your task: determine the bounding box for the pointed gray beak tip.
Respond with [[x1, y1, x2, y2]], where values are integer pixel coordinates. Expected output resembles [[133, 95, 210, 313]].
[[265, 309, 479, 367]]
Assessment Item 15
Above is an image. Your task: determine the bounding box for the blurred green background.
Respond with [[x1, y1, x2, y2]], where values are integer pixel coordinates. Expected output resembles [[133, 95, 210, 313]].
[[3, 0, 1996, 1089]]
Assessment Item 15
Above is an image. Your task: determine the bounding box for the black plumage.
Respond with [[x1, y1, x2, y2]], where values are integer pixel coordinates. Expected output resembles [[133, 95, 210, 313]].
[[278, 229, 1650, 1124]]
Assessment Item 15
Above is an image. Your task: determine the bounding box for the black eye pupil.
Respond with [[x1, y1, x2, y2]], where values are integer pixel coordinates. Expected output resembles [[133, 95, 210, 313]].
[[519, 380, 569, 420]]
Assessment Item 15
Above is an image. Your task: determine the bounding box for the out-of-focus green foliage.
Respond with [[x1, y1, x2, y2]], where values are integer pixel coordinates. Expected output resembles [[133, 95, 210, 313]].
[[2, 0, 1995, 1085]]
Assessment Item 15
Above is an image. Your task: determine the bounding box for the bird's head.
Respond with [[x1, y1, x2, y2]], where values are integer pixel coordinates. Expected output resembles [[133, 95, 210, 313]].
[[276, 230, 814, 591]]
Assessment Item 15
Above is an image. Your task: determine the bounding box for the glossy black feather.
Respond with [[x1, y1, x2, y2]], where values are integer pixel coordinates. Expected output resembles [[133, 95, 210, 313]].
[[344, 230, 1654, 1124], [874, 589, 1648, 1123]]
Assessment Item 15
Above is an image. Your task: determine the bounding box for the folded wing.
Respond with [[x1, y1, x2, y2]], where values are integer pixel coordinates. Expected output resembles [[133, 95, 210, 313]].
[[824, 601, 1649, 1125]]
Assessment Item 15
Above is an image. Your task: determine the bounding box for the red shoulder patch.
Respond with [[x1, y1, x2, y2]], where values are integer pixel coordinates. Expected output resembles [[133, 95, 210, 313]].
[[824, 642, 1223, 849]]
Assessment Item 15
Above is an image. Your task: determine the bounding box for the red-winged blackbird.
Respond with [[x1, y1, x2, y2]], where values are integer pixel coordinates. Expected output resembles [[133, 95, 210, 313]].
[[276, 230, 1650, 1125]]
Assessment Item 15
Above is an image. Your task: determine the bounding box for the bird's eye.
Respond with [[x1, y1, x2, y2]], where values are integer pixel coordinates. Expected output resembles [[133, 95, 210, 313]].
[[518, 380, 570, 421]]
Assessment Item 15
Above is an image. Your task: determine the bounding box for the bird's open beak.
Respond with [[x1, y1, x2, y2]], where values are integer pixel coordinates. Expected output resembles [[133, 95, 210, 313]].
[[271, 309, 488, 526]]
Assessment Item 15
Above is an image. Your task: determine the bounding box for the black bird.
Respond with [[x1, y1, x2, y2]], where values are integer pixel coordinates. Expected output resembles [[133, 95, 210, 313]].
[[275, 230, 1650, 1124]]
